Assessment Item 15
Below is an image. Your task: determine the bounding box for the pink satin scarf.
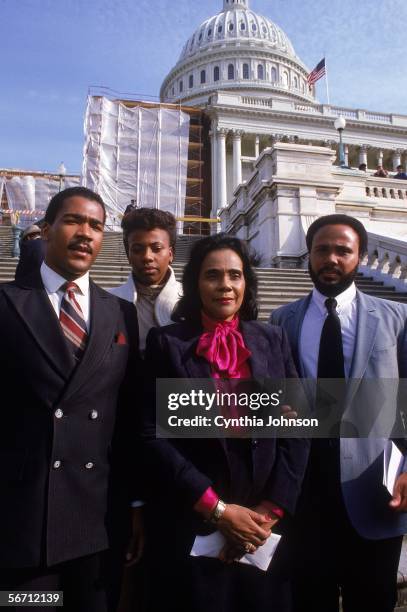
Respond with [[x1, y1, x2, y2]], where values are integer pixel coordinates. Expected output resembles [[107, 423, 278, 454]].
[[196, 311, 252, 378]]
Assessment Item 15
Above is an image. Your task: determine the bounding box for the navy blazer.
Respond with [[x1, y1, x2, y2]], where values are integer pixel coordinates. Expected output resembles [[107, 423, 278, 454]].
[[142, 319, 309, 553], [0, 271, 141, 568]]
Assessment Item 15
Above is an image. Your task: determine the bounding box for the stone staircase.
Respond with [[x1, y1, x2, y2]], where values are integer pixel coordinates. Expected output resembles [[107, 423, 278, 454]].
[[173, 234, 205, 262], [2, 227, 407, 321]]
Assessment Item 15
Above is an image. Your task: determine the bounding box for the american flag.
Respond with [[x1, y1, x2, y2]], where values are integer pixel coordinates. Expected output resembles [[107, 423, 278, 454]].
[[307, 58, 326, 86]]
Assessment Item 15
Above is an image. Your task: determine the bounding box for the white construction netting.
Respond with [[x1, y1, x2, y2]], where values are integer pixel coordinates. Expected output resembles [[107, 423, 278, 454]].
[[82, 97, 190, 226], [0, 175, 80, 227]]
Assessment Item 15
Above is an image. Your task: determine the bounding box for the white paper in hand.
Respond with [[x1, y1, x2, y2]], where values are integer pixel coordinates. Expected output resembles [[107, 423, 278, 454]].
[[190, 531, 281, 572], [383, 441, 404, 495]]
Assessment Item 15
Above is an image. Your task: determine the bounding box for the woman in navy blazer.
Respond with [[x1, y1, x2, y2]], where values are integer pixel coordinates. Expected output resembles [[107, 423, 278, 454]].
[[141, 234, 309, 612]]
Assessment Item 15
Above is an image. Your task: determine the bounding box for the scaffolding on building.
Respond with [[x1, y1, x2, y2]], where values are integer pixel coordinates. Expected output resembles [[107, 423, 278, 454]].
[[83, 87, 216, 234]]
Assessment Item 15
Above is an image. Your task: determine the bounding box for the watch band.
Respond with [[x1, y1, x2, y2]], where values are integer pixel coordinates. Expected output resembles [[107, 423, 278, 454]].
[[210, 499, 226, 523]]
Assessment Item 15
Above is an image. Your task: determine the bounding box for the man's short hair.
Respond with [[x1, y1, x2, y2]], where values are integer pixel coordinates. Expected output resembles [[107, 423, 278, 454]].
[[397, 165, 403, 171], [22, 224, 41, 240], [306, 214, 368, 257], [44, 187, 106, 225], [121, 208, 177, 255]]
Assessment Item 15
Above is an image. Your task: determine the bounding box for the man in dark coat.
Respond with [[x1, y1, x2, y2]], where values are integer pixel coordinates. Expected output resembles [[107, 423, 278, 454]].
[[14, 224, 46, 283], [0, 187, 141, 612]]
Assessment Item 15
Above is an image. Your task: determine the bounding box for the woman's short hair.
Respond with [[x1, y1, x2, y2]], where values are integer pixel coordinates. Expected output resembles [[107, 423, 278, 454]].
[[172, 233, 258, 323], [121, 208, 177, 256]]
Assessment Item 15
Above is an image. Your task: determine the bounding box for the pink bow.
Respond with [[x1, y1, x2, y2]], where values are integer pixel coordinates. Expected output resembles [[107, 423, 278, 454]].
[[196, 312, 251, 378]]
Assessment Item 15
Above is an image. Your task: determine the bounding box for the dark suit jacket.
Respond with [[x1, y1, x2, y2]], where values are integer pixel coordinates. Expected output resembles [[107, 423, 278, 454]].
[[14, 239, 46, 283], [142, 320, 310, 558], [0, 271, 141, 568]]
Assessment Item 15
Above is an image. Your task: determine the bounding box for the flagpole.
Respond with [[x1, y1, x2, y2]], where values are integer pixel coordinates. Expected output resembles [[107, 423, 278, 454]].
[[324, 55, 331, 106]]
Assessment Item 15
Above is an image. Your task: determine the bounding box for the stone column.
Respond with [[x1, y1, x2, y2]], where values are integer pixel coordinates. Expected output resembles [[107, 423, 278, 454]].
[[232, 130, 243, 190], [377, 149, 384, 167], [344, 145, 349, 167], [393, 150, 402, 171], [255, 135, 260, 159], [358, 145, 368, 167], [217, 128, 228, 209], [209, 128, 218, 219]]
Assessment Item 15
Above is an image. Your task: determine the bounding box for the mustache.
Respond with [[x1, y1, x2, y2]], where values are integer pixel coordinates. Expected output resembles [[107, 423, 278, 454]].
[[318, 265, 342, 275], [68, 240, 93, 254]]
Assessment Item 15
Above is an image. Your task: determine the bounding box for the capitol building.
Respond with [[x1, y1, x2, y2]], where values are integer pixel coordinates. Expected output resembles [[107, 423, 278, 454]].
[[158, 0, 407, 273], [3, 0, 407, 280]]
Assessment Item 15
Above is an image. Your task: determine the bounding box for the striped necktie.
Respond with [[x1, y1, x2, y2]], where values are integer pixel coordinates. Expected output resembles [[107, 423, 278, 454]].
[[59, 281, 88, 361]]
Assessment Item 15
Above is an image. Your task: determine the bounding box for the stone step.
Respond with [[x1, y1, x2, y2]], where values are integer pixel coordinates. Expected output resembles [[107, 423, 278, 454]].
[[0, 261, 392, 290], [1, 237, 407, 307]]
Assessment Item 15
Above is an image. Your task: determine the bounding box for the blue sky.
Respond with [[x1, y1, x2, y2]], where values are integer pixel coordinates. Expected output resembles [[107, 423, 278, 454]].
[[1, 0, 406, 174]]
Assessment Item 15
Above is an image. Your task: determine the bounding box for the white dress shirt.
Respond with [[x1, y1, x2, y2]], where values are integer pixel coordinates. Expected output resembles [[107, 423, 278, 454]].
[[40, 262, 91, 330], [300, 283, 358, 379]]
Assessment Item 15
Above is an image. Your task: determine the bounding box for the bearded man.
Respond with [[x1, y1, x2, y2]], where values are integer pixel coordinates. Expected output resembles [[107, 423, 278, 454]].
[[270, 214, 407, 612]]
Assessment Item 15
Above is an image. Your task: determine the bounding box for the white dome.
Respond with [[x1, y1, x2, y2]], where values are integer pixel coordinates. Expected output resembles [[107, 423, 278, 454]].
[[160, 0, 314, 105], [179, 3, 296, 62]]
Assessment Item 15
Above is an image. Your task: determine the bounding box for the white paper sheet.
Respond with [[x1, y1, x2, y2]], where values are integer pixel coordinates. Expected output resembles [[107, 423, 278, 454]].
[[383, 441, 404, 495], [190, 530, 281, 572]]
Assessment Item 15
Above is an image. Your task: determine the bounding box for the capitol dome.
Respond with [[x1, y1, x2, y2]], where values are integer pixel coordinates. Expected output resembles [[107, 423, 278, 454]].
[[160, 0, 314, 105]]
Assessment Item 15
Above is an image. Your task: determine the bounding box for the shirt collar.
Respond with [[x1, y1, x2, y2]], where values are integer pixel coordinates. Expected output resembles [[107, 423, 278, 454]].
[[311, 282, 357, 316], [40, 261, 90, 296]]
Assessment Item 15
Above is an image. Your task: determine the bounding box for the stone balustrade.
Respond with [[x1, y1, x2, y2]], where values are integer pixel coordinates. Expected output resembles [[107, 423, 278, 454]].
[[241, 96, 272, 107], [365, 111, 392, 123], [294, 104, 323, 113], [360, 232, 407, 292], [221, 92, 407, 127], [365, 177, 407, 200]]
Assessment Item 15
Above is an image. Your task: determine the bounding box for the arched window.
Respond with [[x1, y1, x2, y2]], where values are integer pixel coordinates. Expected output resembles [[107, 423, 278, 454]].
[[282, 71, 288, 86], [218, 24, 223, 33], [243, 63, 249, 79], [200, 70, 206, 84], [271, 66, 277, 82], [257, 64, 264, 80], [228, 22, 234, 31], [240, 22, 246, 30], [251, 23, 257, 31], [208, 28, 212, 36], [228, 64, 234, 79], [214, 66, 220, 81], [189, 74, 193, 88], [179, 80, 183, 92], [293, 76, 298, 89], [171, 86, 174, 95]]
